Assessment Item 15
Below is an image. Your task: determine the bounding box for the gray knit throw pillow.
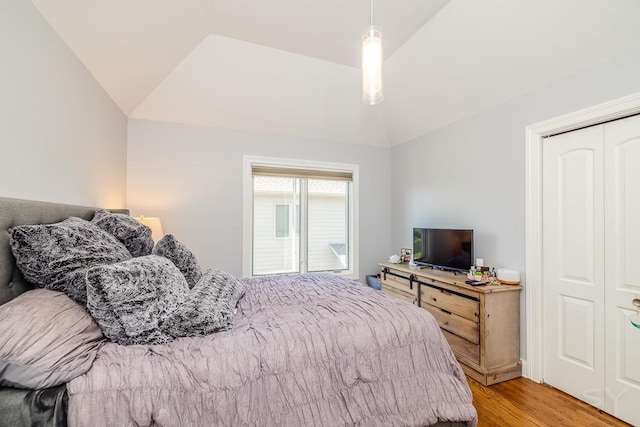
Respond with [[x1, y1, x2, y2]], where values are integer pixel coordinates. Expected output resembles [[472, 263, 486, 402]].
[[165, 269, 246, 338], [91, 208, 153, 257], [9, 217, 132, 306], [152, 234, 202, 288], [86, 255, 189, 345]]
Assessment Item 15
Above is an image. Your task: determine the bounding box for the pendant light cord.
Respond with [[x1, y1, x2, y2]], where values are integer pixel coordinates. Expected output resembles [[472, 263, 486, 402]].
[[370, 0, 374, 27]]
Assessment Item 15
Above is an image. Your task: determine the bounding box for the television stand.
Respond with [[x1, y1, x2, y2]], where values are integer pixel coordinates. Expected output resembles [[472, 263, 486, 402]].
[[378, 261, 522, 386]]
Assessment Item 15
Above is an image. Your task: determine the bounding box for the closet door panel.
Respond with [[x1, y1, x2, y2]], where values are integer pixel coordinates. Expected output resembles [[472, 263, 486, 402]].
[[604, 114, 640, 426], [542, 125, 605, 408]]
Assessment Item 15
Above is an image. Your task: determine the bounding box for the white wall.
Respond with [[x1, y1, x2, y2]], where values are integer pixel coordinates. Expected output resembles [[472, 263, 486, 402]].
[[0, 0, 127, 207], [127, 119, 391, 280], [390, 47, 640, 361]]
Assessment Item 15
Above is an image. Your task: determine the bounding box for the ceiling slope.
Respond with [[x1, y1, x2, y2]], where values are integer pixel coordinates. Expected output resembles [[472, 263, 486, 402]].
[[204, 0, 449, 67], [130, 35, 388, 146], [30, 0, 448, 118], [29, 0, 640, 147], [383, 0, 640, 145], [30, 0, 215, 114]]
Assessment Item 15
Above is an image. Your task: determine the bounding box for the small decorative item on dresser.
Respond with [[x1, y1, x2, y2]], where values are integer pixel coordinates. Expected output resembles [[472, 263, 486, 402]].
[[497, 268, 520, 285], [400, 248, 412, 263]]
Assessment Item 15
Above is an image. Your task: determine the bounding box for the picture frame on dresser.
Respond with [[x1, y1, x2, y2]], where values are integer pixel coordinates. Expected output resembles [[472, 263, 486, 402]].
[[400, 248, 412, 263]]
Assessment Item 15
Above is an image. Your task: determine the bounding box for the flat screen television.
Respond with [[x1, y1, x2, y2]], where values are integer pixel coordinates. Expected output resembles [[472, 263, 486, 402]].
[[412, 228, 474, 273]]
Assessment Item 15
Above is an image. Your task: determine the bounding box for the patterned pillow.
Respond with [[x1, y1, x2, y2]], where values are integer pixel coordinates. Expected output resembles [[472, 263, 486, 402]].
[[85, 255, 189, 345], [91, 208, 153, 257], [165, 269, 246, 338], [0, 289, 104, 389], [152, 234, 202, 288], [9, 217, 132, 306]]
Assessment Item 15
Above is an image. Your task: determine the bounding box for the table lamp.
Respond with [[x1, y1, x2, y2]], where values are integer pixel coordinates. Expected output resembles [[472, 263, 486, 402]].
[[134, 215, 164, 243]]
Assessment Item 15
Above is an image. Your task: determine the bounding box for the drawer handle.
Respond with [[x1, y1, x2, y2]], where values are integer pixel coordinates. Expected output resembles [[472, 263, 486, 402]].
[[432, 297, 438, 303]]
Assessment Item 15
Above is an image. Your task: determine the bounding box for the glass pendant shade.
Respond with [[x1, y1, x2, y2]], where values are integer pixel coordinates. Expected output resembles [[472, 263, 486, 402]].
[[362, 26, 383, 105]]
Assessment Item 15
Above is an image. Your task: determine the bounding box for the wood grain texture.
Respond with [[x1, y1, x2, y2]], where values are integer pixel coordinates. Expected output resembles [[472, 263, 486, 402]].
[[421, 286, 480, 321], [379, 262, 522, 385], [468, 376, 631, 426]]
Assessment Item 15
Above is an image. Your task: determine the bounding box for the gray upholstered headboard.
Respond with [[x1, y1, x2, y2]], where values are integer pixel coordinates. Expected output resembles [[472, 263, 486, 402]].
[[0, 197, 128, 305]]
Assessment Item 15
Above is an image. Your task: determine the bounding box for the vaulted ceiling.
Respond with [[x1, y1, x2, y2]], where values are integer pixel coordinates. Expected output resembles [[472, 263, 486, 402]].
[[31, 0, 640, 146]]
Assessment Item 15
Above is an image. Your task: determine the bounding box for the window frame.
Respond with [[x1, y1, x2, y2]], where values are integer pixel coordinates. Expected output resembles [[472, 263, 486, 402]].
[[243, 155, 359, 279]]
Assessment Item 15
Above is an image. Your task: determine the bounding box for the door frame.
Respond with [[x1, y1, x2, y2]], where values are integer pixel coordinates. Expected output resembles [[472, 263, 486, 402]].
[[524, 92, 640, 382]]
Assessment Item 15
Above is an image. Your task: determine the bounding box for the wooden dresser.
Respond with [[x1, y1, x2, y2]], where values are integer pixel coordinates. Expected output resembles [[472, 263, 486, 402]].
[[379, 261, 522, 385]]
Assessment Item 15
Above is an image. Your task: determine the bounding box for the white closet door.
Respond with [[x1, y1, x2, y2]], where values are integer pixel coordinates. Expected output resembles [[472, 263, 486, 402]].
[[604, 114, 640, 426], [542, 125, 605, 408]]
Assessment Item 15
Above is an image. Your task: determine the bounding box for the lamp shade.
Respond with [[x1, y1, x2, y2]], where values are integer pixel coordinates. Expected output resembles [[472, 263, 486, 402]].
[[134, 216, 164, 243], [362, 26, 383, 105]]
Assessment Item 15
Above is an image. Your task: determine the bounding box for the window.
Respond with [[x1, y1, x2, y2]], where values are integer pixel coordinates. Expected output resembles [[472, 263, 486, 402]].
[[243, 156, 358, 278], [274, 204, 291, 238]]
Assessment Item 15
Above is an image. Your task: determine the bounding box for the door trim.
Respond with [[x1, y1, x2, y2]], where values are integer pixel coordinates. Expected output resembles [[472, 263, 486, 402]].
[[525, 92, 640, 382]]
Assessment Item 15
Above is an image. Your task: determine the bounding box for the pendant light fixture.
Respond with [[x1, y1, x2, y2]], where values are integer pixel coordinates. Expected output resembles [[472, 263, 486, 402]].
[[362, 0, 383, 105]]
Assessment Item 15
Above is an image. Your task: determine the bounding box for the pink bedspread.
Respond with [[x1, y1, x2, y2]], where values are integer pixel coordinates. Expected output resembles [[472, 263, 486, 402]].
[[67, 273, 477, 426]]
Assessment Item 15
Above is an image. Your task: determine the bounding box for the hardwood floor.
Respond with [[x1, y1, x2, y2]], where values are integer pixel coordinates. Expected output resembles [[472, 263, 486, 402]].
[[468, 377, 631, 426]]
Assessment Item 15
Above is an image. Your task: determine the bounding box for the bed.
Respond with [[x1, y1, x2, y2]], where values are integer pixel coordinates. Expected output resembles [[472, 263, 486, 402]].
[[0, 197, 477, 426]]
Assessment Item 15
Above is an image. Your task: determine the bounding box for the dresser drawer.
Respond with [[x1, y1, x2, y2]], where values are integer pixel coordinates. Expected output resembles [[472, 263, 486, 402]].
[[381, 268, 416, 295], [421, 286, 479, 322], [382, 283, 417, 304], [422, 304, 479, 344], [442, 330, 480, 365]]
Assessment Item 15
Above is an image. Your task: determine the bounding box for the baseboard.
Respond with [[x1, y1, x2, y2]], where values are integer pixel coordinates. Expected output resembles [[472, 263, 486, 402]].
[[520, 358, 529, 379]]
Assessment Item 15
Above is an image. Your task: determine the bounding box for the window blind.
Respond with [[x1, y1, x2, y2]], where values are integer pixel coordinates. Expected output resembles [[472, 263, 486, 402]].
[[251, 165, 352, 181]]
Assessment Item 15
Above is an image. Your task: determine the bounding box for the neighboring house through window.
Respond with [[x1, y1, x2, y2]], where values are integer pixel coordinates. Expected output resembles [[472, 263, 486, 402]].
[[243, 156, 359, 279], [274, 204, 291, 238]]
